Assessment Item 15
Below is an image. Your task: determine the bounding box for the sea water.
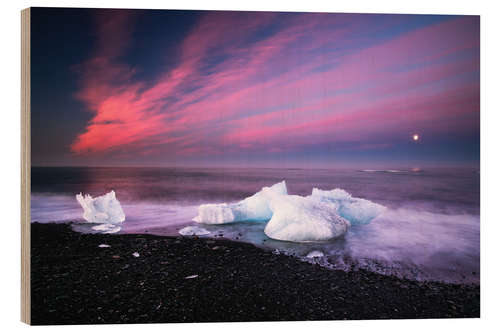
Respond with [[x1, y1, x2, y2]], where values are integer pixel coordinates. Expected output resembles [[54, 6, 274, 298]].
[[31, 166, 480, 284]]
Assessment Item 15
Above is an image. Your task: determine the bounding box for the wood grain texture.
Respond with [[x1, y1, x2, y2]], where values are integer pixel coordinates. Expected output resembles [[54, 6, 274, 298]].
[[21, 7, 31, 325]]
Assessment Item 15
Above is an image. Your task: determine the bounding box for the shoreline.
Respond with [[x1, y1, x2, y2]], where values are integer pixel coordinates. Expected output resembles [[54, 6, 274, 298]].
[[31, 222, 479, 325]]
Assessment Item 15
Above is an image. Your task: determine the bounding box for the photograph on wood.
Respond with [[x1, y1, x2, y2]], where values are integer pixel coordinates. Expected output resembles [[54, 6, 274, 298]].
[[22, 7, 480, 325]]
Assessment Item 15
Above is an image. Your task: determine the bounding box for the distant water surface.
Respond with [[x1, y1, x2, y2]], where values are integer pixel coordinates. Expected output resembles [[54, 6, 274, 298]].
[[31, 166, 480, 284]]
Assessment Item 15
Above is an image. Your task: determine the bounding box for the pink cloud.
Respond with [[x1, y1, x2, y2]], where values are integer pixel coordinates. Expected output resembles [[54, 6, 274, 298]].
[[70, 13, 479, 159]]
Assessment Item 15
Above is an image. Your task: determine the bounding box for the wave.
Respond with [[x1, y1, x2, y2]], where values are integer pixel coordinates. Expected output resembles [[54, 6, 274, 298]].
[[359, 169, 409, 173], [31, 190, 479, 283]]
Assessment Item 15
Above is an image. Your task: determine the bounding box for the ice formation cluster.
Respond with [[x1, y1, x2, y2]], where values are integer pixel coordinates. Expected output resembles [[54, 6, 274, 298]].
[[76, 190, 126, 224], [193, 181, 385, 242]]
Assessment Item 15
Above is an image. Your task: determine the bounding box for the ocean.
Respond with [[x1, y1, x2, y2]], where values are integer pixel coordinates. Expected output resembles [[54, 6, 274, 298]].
[[31, 166, 480, 284]]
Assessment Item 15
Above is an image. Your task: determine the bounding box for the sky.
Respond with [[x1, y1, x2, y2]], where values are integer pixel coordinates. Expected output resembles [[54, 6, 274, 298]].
[[31, 8, 480, 168]]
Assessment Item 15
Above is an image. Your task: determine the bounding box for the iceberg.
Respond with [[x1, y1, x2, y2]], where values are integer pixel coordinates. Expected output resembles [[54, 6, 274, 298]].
[[179, 225, 211, 236], [309, 188, 385, 225], [264, 195, 350, 242], [193, 181, 287, 224], [76, 190, 125, 224], [192, 181, 385, 243]]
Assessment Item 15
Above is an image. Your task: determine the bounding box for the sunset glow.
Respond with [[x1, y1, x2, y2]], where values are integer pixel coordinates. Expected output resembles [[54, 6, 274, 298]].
[[30, 10, 480, 167]]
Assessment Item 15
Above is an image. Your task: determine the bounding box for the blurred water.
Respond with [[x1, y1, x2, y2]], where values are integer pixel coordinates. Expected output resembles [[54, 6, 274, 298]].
[[31, 166, 480, 284]]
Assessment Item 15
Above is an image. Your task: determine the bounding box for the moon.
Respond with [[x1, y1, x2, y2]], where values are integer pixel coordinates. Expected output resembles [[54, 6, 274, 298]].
[[413, 134, 419, 141]]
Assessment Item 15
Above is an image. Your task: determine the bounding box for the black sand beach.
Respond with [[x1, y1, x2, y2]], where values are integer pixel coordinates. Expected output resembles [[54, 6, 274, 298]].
[[31, 223, 479, 325]]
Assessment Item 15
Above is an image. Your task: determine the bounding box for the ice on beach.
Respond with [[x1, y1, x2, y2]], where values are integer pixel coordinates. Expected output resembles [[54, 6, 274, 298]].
[[306, 250, 325, 258], [309, 188, 385, 225], [98, 244, 111, 248], [193, 181, 385, 242], [264, 195, 350, 242], [91, 223, 121, 234], [179, 225, 210, 236], [132, 252, 140, 257], [76, 190, 125, 224], [193, 181, 287, 224]]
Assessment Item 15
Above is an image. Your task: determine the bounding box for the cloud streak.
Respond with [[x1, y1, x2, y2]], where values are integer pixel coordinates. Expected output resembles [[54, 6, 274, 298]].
[[70, 12, 479, 165]]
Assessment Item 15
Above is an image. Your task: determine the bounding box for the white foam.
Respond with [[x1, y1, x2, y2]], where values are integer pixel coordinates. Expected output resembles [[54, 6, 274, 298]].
[[193, 181, 287, 224], [76, 190, 125, 224], [179, 225, 210, 236], [359, 169, 407, 173]]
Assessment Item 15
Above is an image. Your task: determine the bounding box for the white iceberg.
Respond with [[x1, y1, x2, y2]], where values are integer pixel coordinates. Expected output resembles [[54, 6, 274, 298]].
[[264, 195, 350, 242], [309, 188, 385, 225], [193, 181, 287, 224], [192, 181, 385, 243], [76, 190, 125, 224], [179, 225, 211, 236]]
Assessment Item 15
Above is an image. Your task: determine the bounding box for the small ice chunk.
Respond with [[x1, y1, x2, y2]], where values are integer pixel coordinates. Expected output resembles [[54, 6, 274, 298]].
[[179, 225, 210, 236], [132, 252, 140, 257], [306, 250, 324, 258], [98, 244, 111, 248], [193, 181, 287, 224], [264, 195, 350, 242], [185, 275, 198, 279], [309, 188, 385, 225], [103, 227, 121, 234], [76, 190, 125, 224], [91, 223, 121, 234]]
